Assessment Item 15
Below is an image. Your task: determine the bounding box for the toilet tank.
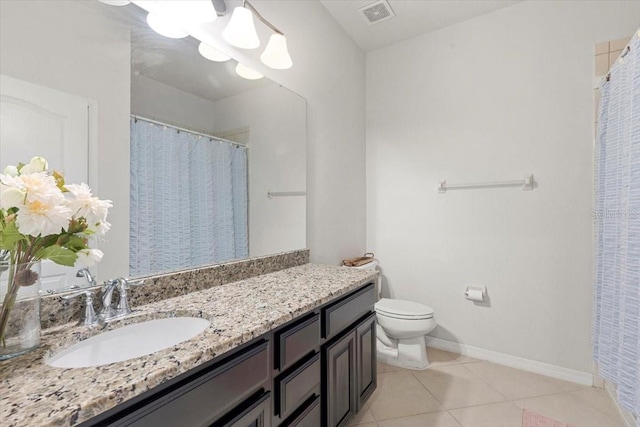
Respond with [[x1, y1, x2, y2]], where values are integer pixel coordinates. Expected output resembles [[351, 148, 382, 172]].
[[347, 259, 380, 298]]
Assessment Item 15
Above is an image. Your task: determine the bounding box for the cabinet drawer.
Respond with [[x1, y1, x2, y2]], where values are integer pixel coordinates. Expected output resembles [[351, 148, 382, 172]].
[[275, 353, 320, 420], [275, 313, 320, 371], [322, 284, 375, 339], [221, 391, 270, 427], [118, 341, 269, 427], [282, 395, 321, 427]]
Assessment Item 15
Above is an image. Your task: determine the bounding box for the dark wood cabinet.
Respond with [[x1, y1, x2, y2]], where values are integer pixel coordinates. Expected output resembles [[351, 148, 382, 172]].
[[355, 313, 377, 411], [321, 284, 377, 427], [323, 330, 357, 427]]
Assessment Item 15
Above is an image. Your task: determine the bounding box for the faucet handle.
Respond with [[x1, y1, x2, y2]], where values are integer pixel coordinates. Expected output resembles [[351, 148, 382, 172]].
[[60, 289, 99, 327], [115, 278, 136, 316], [120, 278, 145, 290]]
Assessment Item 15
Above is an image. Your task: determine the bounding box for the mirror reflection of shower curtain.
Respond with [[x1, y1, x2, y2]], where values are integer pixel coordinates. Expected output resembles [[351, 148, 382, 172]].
[[593, 31, 639, 418], [130, 118, 248, 277]]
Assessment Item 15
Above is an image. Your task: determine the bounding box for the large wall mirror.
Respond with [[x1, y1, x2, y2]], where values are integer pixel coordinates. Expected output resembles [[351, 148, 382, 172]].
[[0, 0, 307, 287]]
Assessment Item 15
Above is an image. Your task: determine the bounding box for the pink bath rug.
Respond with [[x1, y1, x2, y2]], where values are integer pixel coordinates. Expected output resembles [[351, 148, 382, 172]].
[[522, 409, 575, 427]]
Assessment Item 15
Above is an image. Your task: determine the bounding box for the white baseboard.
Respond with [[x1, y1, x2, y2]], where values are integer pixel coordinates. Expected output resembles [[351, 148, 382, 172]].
[[604, 380, 637, 427], [426, 337, 593, 386]]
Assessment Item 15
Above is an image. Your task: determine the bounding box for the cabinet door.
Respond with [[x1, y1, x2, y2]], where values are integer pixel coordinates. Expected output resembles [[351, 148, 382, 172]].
[[355, 313, 377, 410], [323, 331, 356, 427], [223, 392, 270, 427]]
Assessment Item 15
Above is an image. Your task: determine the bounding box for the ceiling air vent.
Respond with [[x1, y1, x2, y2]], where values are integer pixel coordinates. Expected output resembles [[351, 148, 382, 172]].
[[358, 0, 396, 26]]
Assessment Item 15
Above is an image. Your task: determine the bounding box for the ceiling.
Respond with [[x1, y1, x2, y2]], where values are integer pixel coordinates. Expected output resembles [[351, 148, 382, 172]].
[[320, 0, 523, 52]]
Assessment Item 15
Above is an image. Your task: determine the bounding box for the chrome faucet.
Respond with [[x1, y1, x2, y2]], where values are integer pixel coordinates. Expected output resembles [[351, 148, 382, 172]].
[[100, 277, 142, 321], [76, 268, 97, 288], [54, 271, 144, 326], [100, 279, 120, 320]]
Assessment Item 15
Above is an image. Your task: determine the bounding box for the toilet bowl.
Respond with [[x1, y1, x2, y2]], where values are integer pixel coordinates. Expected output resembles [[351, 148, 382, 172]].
[[349, 260, 436, 370]]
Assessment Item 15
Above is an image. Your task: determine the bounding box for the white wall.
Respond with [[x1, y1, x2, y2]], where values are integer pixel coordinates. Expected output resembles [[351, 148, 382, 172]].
[[0, 0, 130, 281], [131, 74, 219, 135], [366, 0, 640, 373], [212, 85, 307, 257]]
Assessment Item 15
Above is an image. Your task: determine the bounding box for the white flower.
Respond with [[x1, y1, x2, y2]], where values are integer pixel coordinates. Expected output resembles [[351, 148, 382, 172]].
[[16, 201, 71, 237], [0, 173, 26, 209], [93, 220, 111, 236], [19, 156, 48, 174], [0, 186, 25, 210], [8, 172, 72, 237], [75, 248, 104, 267], [3, 165, 18, 177], [65, 183, 112, 225]]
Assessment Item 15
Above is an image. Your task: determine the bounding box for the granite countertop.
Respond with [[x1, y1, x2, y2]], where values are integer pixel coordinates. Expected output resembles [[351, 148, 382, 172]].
[[0, 263, 377, 427]]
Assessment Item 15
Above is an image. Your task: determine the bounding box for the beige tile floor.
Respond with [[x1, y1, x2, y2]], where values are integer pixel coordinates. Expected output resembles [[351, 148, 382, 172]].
[[349, 347, 626, 427]]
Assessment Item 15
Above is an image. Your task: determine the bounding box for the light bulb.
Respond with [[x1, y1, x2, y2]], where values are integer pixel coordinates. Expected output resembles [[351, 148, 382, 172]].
[[198, 43, 231, 62], [260, 34, 292, 70], [223, 7, 260, 49], [146, 13, 188, 39], [235, 63, 263, 80]]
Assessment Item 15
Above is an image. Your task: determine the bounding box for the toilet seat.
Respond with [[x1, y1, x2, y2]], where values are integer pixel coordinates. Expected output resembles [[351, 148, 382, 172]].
[[375, 298, 434, 320]]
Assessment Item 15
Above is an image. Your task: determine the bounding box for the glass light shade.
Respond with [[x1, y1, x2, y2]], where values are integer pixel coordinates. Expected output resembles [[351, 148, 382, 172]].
[[260, 34, 293, 70], [235, 63, 263, 80], [222, 7, 260, 49], [98, 0, 131, 5], [163, 1, 217, 24], [198, 42, 231, 62], [146, 13, 188, 39]]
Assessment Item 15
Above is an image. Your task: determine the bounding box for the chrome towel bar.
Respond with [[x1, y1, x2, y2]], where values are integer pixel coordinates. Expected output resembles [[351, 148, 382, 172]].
[[438, 175, 534, 193]]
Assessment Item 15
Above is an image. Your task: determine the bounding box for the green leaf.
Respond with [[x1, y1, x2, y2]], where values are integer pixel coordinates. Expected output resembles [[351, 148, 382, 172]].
[[37, 246, 77, 266], [65, 235, 88, 251], [0, 220, 26, 250]]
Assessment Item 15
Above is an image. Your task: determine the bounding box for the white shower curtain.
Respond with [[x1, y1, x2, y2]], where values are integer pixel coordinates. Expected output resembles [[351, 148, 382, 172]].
[[130, 118, 248, 277], [593, 31, 640, 418]]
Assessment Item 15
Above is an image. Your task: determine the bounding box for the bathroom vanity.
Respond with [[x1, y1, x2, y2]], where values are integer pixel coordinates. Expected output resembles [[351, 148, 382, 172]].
[[0, 263, 377, 427]]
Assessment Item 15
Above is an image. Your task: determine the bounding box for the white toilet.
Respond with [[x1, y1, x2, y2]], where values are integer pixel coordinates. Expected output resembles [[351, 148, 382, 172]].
[[352, 259, 436, 370]]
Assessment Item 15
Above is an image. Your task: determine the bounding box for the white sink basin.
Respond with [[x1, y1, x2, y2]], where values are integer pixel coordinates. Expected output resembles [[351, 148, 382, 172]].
[[45, 317, 210, 368]]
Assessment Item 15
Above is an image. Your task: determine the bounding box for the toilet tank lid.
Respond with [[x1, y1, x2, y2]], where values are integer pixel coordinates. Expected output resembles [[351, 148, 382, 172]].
[[375, 298, 434, 317]]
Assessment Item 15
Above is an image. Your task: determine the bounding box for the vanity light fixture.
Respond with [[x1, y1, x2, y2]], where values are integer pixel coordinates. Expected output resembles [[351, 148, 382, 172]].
[[198, 42, 231, 62], [223, 0, 293, 69], [235, 63, 263, 80], [99, 0, 292, 71]]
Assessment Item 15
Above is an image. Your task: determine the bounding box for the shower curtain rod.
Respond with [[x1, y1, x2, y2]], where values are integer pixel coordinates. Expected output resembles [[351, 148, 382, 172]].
[[131, 114, 247, 148]]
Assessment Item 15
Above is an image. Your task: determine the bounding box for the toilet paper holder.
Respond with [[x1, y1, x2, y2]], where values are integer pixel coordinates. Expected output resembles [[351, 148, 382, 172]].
[[465, 286, 486, 302]]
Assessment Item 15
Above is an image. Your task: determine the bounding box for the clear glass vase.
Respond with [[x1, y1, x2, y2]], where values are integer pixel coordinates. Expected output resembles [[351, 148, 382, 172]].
[[0, 260, 41, 360]]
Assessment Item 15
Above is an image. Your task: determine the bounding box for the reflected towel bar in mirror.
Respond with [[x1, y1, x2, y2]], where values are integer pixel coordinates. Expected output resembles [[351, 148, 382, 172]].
[[267, 191, 307, 198]]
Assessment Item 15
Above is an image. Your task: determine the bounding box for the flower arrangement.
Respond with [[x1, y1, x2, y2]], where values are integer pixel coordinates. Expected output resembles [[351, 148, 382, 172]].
[[0, 156, 112, 349]]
